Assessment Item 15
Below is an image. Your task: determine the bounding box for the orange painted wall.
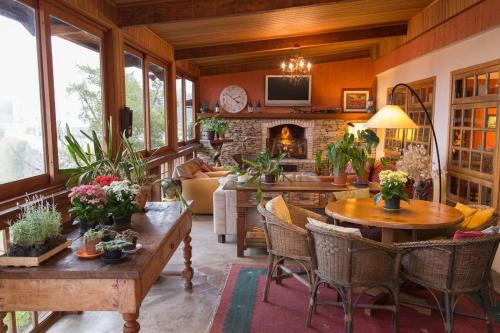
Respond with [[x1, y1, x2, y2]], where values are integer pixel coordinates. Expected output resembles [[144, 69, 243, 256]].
[[199, 57, 375, 113]]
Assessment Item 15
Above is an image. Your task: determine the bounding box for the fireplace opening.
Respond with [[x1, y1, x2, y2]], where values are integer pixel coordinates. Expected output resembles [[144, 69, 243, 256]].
[[266, 124, 307, 159]]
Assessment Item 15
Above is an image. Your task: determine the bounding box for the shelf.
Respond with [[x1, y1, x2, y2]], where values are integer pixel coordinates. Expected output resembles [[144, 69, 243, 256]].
[[196, 112, 373, 120]]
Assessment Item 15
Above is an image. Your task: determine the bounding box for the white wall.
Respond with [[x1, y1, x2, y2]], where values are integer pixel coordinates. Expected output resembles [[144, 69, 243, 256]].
[[376, 26, 500, 272]]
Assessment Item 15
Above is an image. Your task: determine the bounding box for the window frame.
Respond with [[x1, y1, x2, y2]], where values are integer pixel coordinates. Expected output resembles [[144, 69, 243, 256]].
[[176, 72, 197, 145]]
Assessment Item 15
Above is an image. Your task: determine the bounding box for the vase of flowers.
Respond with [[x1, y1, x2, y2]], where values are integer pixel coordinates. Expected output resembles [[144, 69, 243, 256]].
[[396, 144, 435, 201], [104, 180, 140, 230], [374, 170, 409, 210], [68, 185, 108, 234]]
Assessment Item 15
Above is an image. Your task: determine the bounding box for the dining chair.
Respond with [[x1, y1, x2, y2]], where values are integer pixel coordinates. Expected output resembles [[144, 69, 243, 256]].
[[306, 223, 402, 333], [257, 203, 326, 308], [396, 234, 500, 333]]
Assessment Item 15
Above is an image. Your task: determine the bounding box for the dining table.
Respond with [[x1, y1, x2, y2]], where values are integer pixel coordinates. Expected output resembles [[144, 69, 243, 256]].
[[325, 198, 464, 243]]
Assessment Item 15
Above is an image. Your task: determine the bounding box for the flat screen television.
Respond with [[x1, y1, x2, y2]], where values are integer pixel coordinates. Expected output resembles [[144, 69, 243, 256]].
[[265, 75, 311, 106]]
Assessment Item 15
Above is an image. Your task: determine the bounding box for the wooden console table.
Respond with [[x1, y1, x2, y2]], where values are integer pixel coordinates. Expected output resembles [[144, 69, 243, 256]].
[[223, 180, 372, 257], [0, 201, 193, 333]]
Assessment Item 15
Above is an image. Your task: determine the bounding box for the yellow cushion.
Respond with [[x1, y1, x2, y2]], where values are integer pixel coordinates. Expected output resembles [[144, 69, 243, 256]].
[[333, 188, 370, 201], [265, 195, 292, 224], [455, 203, 478, 230], [468, 207, 495, 230]]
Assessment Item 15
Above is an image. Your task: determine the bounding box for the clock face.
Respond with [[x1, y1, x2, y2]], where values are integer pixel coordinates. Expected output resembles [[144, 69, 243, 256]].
[[219, 85, 248, 113]]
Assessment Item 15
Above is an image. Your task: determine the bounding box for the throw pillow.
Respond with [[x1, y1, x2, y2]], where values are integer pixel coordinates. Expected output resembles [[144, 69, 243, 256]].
[[482, 226, 499, 235], [193, 170, 209, 178], [265, 195, 292, 224], [307, 217, 362, 237], [468, 207, 495, 230], [455, 203, 478, 230], [198, 159, 215, 172], [453, 230, 484, 240]]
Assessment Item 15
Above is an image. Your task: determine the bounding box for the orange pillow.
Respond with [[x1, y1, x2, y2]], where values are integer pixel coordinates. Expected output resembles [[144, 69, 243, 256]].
[[455, 203, 478, 230]]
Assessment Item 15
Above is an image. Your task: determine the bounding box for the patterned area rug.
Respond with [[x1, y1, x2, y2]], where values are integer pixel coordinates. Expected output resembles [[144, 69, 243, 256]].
[[210, 264, 500, 333]]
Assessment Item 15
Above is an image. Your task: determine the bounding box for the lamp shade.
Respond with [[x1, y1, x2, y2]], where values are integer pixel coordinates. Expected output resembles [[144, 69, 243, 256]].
[[365, 104, 418, 129]]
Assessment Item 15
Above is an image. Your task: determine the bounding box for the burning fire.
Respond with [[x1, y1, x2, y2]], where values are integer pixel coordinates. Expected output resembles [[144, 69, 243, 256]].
[[280, 126, 292, 146]]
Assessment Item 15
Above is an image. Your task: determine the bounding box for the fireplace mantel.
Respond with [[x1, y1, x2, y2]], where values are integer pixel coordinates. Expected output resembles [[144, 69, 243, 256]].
[[196, 112, 372, 120]]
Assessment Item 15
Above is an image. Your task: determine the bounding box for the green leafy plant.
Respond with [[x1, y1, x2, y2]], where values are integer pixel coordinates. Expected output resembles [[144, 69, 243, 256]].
[[95, 239, 132, 252], [121, 135, 158, 186], [374, 170, 410, 205], [105, 180, 140, 218], [314, 150, 325, 175], [214, 120, 229, 136], [327, 133, 354, 176], [357, 129, 379, 154], [83, 229, 104, 245]]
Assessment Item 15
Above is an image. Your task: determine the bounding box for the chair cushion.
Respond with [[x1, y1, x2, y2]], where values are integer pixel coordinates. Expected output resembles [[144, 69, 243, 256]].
[[307, 217, 362, 237], [468, 207, 495, 230], [265, 195, 292, 224], [197, 158, 215, 172], [455, 203, 478, 229], [333, 188, 370, 201], [175, 160, 202, 178], [453, 230, 484, 240], [193, 170, 209, 178]]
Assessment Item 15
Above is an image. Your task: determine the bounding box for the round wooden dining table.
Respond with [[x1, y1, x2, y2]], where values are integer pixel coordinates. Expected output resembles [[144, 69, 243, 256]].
[[325, 198, 464, 243]]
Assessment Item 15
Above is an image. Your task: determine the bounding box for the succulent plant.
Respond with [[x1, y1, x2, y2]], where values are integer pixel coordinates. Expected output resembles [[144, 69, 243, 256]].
[[116, 229, 139, 244], [83, 229, 104, 245], [95, 239, 132, 252]]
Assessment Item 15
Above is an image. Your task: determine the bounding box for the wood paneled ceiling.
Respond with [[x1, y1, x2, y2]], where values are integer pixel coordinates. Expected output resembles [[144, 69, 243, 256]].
[[110, 0, 435, 75]]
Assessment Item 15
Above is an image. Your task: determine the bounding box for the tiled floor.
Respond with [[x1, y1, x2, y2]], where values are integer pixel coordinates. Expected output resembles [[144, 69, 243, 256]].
[[47, 215, 267, 333]]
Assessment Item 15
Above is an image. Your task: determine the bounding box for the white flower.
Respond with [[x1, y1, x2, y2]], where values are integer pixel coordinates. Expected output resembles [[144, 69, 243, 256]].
[[396, 144, 436, 182], [104, 180, 140, 202]]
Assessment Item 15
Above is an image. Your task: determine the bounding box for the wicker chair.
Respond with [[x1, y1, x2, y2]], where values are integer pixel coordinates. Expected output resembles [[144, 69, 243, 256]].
[[257, 203, 326, 307], [396, 234, 500, 333], [306, 223, 402, 333]]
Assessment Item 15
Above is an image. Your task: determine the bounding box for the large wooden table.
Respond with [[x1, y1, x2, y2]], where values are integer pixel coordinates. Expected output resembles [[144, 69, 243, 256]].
[[0, 201, 193, 333], [325, 198, 464, 243], [223, 180, 374, 257]]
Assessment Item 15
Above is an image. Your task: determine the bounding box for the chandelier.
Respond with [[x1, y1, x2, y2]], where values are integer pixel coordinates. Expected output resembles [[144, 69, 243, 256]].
[[280, 45, 312, 84]]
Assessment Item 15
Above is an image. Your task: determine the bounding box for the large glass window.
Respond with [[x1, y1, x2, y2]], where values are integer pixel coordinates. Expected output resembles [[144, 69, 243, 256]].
[[124, 50, 145, 151], [185, 79, 195, 141], [176, 76, 184, 142], [176, 75, 196, 143], [51, 16, 102, 169], [149, 63, 167, 148], [0, 0, 45, 184]]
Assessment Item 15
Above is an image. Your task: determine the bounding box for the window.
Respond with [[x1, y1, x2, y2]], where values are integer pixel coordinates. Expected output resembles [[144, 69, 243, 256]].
[[148, 63, 167, 148], [124, 50, 145, 151], [51, 16, 103, 169], [448, 61, 500, 208], [0, 0, 45, 184], [176, 75, 196, 143]]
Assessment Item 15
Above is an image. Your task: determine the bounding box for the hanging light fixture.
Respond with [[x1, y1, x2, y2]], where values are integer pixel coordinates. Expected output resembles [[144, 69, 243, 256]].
[[280, 44, 311, 85]]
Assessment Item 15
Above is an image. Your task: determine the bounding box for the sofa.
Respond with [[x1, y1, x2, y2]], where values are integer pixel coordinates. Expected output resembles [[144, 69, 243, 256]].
[[173, 158, 231, 214]]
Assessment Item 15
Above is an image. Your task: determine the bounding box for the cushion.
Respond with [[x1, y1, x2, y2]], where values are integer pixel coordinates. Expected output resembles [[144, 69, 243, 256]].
[[175, 160, 202, 178], [333, 188, 370, 201], [455, 203, 478, 230], [453, 230, 484, 240], [193, 170, 209, 178], [468, 207, 495, 230], [307, 217, 362, 237], [482, 226, 499, 235], [265, 195, 292, 224], [197, 158, 215, 172], [205, 170, 232, 178]]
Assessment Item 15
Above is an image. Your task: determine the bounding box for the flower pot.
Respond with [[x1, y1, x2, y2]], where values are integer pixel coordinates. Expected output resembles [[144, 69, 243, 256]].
[[202, 130, 215, 141], [136, 184, 152, 211], [218, 132, 225, 140], [333, 171, 347, 185], [263, 174, 276, 184], [317, 175, 335, 182], [355, 173, 369, 184], [112, 214, 132, 231], [102, 249, 122, 260], [237, 174, 251, 183], [85, 238, 101, 255], [76, 219, 96, 235], [384, 198, 401, 210]]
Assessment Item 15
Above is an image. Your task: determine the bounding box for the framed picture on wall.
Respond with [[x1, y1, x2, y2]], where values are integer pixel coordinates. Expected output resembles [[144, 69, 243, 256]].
[[342, 89, 370, 112]]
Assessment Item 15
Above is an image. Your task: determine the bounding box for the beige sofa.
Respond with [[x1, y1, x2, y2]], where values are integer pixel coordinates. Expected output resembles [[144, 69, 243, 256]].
[[173, 158, 231, 214]]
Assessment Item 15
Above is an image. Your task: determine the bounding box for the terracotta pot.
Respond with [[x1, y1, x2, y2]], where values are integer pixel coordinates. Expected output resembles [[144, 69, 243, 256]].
[[85, 238, 101, 255], [136, 184, 152, 210], [263, 174, 276, 184], [333, 171, 347, 185], [317, 175, 335, 182], [355, 173, 369, 184], [218, 132, 225, 140]]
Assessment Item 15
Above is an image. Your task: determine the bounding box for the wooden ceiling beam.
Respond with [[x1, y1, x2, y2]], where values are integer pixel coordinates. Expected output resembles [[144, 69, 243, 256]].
[[199, 49, 371, 76], [117, 0, 346, 27], [175, 24, 407, 60]]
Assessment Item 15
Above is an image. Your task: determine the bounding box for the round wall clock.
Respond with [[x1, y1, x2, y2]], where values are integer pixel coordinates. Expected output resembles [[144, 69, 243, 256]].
[[219, 85, 248, 113]]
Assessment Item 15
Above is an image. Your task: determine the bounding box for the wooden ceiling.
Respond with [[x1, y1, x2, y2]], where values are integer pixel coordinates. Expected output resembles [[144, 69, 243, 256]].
[[110, 0, 435, 75]]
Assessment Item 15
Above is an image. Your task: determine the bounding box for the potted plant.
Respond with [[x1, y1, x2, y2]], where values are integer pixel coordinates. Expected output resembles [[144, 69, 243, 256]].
[[327, 133, 354, 185], [230, 165, 251, 183], [121, 136, 159, 210], [214, 119, 229, 140], [68, 184, 108, 234], [116, 229, 139, 250], [96, 225, 119, 241], [196, 116, 217, 140], [83, 229, 104, 255], [245, 150, 288, 184], [95, 239, 133, 260], [104, 180, 140, 230], [7, 198, 66, 258], [374, 170, 410, 210], [350, 146, 370, 184]]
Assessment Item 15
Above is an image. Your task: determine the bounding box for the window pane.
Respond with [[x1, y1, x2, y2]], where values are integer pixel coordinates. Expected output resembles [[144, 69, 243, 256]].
[[471, 152, 481, 171], [460, 150, 469, 168], [472, 131, 483, 150], [185, 79, 195, 141], [124, 51, 145, 150], [455, 79, 463, 98], [51, 16, 102, 169], [449, 176, 458, 195], [0, 1, 45, 184], [450, 148, 459, 166], [465, 76, 474, 97], [469, 182, 479, 203], [453, 109, 462, 127], [481, 186, 492, 206], [489, 72, 499, 95], [477, 73, 487, 96], [149, 63, 166, 148], [176, 77, 184, 142], [473, 108, 485, 128], [485, 131, 495, 151], [463, 109, 472, 127], [487, 107, 496, 128], [16, 311, 33, 333], [482, 154, 493, 174]]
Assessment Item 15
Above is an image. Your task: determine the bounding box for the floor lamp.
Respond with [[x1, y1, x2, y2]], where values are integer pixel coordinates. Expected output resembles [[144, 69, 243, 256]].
[[365, 83, 442, 203]]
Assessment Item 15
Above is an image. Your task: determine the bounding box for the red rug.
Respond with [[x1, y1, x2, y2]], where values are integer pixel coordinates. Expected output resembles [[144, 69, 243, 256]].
[[210, 264, 499, 333]]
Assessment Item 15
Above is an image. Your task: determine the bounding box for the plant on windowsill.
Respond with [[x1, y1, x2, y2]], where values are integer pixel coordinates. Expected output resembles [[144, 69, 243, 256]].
[[214, 119, 229, 140], [327, 133, 355, 185], [374, 170, 410, 210], [6, 197, 67, 258], [196, 116, 217, 141]]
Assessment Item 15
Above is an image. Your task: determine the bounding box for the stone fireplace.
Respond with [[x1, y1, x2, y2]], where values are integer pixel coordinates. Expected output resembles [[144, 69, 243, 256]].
[[265, 122, 310, 159]]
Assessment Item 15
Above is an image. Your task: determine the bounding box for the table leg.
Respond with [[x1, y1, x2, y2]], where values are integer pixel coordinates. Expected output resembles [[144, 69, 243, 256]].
[[237, 207, 246, 257], [0, 312, 7, 333], [381, 228, 395, 244], [182, 231, 194, 290], [122, 312, 140, 333]]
